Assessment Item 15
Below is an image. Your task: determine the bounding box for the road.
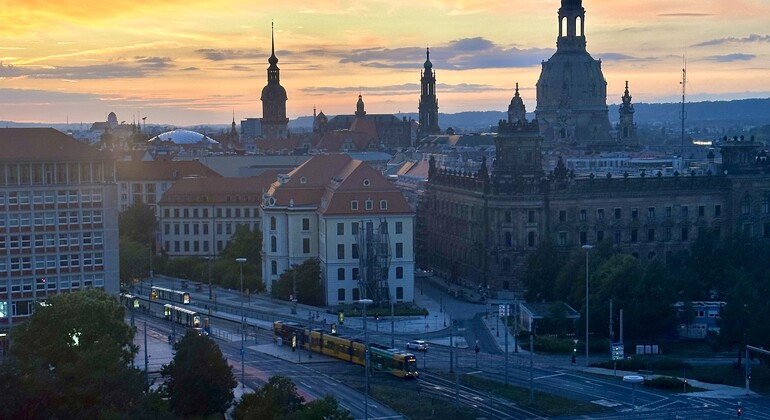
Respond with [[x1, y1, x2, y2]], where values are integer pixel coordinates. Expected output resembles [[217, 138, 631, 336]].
[[132, 277, 770, 419]]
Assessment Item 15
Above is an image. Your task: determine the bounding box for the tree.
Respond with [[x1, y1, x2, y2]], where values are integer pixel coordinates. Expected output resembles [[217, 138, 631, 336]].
[[297, 395, 354, 420], [271, 258, 324, 306], [233, 376, 351, 420], [119, 202, 156, 245], [522, 239, 562, 302], [120, 239, 151, 285], [161, 331, 236, 417], [3, 289, 151, 418], [220, 224, 263, 268]]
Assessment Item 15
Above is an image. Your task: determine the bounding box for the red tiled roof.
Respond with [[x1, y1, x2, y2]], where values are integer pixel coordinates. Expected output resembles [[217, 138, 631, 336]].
[[160, 171, 278, 205], [117, 160, 222, 181], [264, 154, 412, 216], [0, 128, 110, 161]]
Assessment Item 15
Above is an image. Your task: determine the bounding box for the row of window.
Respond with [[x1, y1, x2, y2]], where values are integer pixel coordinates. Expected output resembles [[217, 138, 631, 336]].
[[349, 199, 388, 211], [559, 204, 727, 224], [336, 286, 404, 302], [0, 210, 104, 229], [0, 189, 104, 207], [164, 239, 233, 254], [0, 275, 105, 315], [558, 222, 770, 246], [0, 252, 104, 272], [335, 266, 405, 281], [163, 206, 259, 219], [0, 232, 104, 250], [0, 162, 113, 186], [335, 221, 404, 235], [335, 242, 405, 259]]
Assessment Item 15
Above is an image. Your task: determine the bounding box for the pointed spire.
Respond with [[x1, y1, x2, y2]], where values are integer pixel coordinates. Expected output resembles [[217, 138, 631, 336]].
[[515, 82, 520, 97], [424, 47, 433, 70], [268, 21, 278, 66]]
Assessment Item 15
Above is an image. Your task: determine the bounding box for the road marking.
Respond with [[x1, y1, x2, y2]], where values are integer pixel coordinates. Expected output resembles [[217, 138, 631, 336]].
[[533, 372, 565, 380]]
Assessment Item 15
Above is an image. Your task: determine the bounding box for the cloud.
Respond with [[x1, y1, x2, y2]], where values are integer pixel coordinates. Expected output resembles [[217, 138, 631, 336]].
[[339, 37, 552, 70], [658, 13, 714, 17], [196, 49, 265, 61], [596, 53, 639, 61], [301, 82, 497, 96], [0, 57, 174, 80], [693, 33, 770, 47], [180, 67, 199, 71], [704, 53, 756, 62], [0, 87, 99, 104]]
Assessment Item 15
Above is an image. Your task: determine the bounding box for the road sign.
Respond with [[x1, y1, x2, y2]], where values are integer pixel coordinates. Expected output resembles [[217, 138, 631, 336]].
[[499, 304, 510, 317], [611, 342, 624, 361]]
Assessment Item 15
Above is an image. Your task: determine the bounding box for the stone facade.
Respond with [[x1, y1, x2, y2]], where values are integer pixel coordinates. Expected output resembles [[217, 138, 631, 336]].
[[418, 123, 770, 293]]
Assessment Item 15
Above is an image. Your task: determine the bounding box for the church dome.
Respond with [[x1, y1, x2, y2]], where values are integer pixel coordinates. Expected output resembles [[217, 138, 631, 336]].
[[261, 84, 287, 102], [150, 129, 218, 145]]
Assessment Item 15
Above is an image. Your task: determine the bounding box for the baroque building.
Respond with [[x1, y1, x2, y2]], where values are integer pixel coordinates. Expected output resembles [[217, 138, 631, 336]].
[[535, 0, 613, 145], [418, 116, 770, 293], [261, 23, 289, 140], [617, 81, 637, 143], [418, 48, 440, 139], [324, 95, 414, 151]]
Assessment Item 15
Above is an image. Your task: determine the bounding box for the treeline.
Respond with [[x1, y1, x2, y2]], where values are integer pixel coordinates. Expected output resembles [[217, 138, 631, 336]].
[[522, 232, 770, 355]]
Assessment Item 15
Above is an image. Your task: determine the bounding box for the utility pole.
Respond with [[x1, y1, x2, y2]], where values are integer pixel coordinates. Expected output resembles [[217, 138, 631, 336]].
[[390, 300, 395, 348], [449, 323, 454, 373], [144, 321, 149, 385], [454, 321, 459, 408], [529, 331, 534, 403], [504, 304, 509, 385]]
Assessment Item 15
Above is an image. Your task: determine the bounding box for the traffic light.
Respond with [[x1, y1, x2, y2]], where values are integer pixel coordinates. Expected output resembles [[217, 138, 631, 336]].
[[375, 315, 380, 322], [737, 407, 742, 417]]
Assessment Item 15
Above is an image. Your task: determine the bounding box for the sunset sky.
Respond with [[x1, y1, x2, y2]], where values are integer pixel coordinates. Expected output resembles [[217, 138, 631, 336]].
[[1, 0, 769, 126]]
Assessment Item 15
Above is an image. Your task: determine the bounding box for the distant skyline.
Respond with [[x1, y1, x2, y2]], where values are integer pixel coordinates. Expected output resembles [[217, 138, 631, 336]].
[[1, 0, 769, 126]]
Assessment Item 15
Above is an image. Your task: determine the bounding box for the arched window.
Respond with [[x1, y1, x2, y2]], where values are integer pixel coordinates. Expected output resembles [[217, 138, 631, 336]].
[[576, 16, 583, 36], [560, 17, 567, 37], [270, 236, 277, 253], [270, 216, 276, 230], [270, 260, 277, 275]]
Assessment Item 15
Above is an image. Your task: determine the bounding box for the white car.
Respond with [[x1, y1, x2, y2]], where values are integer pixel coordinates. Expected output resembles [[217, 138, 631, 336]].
[[406, 340, 428, 351]]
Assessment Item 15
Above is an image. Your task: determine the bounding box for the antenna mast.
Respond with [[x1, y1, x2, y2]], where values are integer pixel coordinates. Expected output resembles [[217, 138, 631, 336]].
[[679, 57, 687, 157]]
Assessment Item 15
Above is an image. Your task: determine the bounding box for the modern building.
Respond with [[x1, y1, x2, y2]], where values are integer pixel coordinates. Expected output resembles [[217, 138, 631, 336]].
[[535, 0, 613, 145], [418, 48, 440, 139], [0, 128, 119, 331], [418, 114, 770, 293], [116, 160, 222, 213], [260, 23, 289, 140], [261, 154, 415, 306], [157, 172, 277, 257]]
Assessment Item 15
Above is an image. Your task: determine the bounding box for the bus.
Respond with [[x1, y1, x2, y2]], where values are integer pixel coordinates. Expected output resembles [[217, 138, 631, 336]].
[[273, 321, 418, 378]]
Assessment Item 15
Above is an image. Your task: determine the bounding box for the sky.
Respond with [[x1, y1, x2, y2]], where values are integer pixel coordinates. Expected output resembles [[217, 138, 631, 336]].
[[1, 0, 769, 126]]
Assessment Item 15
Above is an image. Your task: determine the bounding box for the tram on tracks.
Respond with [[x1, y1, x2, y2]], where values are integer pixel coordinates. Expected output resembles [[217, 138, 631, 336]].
[[150, 286, 190, 305], [273, 321, 418, 378]]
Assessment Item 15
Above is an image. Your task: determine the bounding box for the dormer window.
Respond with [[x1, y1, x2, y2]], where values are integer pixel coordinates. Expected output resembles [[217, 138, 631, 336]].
[[300, 176, 307, 184], [351, 200, 358, 210], [380, 200, 388, 210], [365, 199, 373, 210], [363, 179, 371, 187]]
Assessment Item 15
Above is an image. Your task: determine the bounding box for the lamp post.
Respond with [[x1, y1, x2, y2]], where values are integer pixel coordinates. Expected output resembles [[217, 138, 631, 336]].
[[291, 264, 298, 315], [358, 298, 373, 420], [582, 244, 593, 367], [205, 256, 213, 300], [236, 257, 247, 389]]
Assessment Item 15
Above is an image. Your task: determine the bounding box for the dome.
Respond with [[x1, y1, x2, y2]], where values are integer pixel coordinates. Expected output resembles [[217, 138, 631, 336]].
[[150, 129, 218, 145], [261, 84, 287, 101]]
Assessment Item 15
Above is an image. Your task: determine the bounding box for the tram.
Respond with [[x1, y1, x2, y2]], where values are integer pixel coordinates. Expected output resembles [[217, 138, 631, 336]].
[[273, 321, 418, 378], [150, 286, 190, 305], [163, 304, 201, 328]]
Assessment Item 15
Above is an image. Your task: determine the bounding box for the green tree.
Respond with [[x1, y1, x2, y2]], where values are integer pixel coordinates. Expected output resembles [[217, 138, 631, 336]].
[[233, 376, 305, 420], [161, 331, 236, 417], [271, 258, 324, 306], [295, 395, 354, 420], [119, 202, 156, 245], [220, 225, 263, 267], [522, 239, 562, 302], [3, 289, 150, 418], [120, 239, 151, 285]]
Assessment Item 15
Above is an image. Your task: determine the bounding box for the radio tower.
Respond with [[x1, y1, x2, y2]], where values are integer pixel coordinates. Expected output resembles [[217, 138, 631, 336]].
[[679, 57, 687, 157]]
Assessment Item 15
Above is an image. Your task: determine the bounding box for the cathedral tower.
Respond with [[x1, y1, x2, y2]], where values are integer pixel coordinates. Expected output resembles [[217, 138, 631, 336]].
[[418, 48, 440, 138], [260, 23, 289, 139], [618, 81, 637, 143], [535, 0, 612, 145]]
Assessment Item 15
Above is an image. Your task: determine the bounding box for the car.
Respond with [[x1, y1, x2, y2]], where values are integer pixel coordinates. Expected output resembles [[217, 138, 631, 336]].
[[406, 340, 428, 351], [414, 268, 432, 278]]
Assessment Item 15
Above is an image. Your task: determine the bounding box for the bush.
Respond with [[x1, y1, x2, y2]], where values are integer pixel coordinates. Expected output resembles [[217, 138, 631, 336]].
[[533, 335, 575, 354]]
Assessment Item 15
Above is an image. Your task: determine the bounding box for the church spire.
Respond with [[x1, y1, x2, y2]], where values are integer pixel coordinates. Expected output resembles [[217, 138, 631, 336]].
[[419, 46, 440, 138], [260, 21, 289, 139], [557, 0, 586, 51], [355, 94, 366, 117]]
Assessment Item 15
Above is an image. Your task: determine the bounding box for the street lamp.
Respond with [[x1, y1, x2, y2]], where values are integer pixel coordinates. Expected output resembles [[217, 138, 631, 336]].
[[236, 257, 247, 389], [358, 298, 373, 420], [205, 256, 213, 300], [582, 244, 593, 367]]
